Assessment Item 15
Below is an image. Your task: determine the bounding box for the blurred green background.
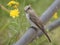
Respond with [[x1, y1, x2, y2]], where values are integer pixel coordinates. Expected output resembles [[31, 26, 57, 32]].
[[0, 0, 60, 45]]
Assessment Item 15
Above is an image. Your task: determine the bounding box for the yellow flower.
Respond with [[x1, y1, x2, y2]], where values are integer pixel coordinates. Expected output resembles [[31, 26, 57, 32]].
[[10, 9, 20, 18], [7, 0, 19, 7], [53, 12, 58, 19]]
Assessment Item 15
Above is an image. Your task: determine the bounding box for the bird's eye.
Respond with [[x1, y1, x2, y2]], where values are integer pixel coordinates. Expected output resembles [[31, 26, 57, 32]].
[[28, 7, 30, 10]]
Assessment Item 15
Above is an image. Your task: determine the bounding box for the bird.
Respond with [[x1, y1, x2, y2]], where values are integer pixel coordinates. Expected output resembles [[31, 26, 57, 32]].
[[24, 5, 51, 42]]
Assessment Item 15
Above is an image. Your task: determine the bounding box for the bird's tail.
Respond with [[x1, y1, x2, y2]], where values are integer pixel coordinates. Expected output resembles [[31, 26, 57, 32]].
[[41, 28, 51, 42]]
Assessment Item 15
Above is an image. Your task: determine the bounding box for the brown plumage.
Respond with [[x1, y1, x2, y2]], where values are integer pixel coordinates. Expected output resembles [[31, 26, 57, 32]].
[[24, 5, 51, 42]]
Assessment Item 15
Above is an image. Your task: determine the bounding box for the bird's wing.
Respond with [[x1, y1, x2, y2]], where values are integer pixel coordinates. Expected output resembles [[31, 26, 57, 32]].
[[29, 13, 51, 42], [29, 12, 44, 30], [29, 12, 51, 42]]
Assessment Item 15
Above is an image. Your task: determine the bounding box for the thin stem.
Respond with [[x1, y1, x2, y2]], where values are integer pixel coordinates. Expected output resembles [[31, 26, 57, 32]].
[[0, 4, 10, 13]]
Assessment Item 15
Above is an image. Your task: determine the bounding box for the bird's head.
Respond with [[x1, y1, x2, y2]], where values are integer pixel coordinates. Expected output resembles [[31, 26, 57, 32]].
[[24, 5, 32, 13]]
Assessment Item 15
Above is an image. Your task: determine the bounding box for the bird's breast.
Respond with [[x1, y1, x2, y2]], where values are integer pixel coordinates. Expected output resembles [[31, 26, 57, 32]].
[[26, 13, 38, 28], [26, 13, 30, 20]]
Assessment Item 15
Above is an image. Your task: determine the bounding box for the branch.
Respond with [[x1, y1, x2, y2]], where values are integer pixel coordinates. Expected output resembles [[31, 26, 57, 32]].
[[47, 19, 60, 31], [14, 0, 60, 45], [28, 18, 60, 42], [36, 18, 60, 38], [40, 0, 60, 24]]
